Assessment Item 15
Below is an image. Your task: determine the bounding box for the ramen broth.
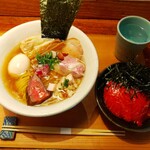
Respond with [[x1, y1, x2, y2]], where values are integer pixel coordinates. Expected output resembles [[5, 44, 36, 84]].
[[2, 44, 22, 100], [2, 36, 85, 106]]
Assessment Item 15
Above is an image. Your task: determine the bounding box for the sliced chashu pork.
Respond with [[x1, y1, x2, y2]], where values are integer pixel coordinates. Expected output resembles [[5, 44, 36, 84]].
[[54, 55, 85, 78], [26, 74, 51, 106]]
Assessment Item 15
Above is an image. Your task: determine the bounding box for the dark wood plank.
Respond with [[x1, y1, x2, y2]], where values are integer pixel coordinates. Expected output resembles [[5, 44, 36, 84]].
[[0, 16, 118, 35], [0, 0, 149, 20]]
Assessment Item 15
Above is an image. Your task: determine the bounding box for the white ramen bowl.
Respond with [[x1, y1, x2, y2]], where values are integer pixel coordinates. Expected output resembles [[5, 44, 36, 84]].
[[0, 20, 98, 117]]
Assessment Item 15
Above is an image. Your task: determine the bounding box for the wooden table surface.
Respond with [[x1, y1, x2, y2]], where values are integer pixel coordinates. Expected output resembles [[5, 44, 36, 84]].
[[0, 17, 150, 150]]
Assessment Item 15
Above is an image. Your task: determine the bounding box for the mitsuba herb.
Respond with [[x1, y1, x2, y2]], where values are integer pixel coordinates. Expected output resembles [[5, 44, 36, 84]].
[[104, 62, 150, 99], [40, 0, 82, 40]]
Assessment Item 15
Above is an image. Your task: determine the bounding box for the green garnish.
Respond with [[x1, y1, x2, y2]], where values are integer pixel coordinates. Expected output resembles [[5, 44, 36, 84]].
[[63, 79, 69, 88], [36, 52, 60, 70]]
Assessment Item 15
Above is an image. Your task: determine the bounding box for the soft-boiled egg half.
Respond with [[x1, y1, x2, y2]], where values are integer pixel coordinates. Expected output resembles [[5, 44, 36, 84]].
[[8, 53, 30, 77]]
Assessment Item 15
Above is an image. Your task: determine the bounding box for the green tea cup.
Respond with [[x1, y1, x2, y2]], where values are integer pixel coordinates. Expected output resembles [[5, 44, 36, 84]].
[[115, 16, 150, 62]]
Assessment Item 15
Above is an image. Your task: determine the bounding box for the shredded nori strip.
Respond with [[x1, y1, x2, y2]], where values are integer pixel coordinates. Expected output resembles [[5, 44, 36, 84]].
[[40, 0, 82, 40], [104, 62, 150, 99]]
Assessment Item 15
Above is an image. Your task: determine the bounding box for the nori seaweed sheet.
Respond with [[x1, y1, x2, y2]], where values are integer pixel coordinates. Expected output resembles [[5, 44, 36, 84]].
[[40, 0, 82, 40]]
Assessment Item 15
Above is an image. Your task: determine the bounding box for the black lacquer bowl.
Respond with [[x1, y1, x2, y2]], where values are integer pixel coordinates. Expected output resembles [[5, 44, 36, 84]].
[[95, 62, 150, 132]]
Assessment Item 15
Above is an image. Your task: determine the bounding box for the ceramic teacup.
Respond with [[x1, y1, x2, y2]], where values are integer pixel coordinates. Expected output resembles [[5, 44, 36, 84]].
[[115, 16, 150, 62]]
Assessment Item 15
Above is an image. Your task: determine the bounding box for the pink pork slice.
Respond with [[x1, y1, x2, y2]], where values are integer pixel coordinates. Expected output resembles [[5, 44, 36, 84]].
[[26, 74, 51, 106], [59, 55, 85, 78]]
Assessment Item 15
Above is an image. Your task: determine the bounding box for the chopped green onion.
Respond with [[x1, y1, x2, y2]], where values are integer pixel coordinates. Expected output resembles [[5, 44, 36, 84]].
[[63, 79, 69, 88], [36, 52, 60, 70]]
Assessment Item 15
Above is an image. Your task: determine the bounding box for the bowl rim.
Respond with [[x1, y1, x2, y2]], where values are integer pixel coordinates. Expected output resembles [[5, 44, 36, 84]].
[[0, 20, 99, 117]]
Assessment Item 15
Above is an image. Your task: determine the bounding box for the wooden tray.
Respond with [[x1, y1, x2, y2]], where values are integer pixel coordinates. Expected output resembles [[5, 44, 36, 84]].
[[0, 25, 150, 150]]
